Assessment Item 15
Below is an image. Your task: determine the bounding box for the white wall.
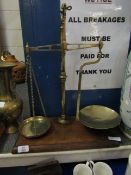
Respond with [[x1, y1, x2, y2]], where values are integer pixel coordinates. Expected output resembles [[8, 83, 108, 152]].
[[0, 0, 25, 61]]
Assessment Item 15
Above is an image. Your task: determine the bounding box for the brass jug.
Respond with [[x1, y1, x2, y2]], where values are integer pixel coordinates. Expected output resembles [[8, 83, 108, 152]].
[[0, 62, 23, 133]]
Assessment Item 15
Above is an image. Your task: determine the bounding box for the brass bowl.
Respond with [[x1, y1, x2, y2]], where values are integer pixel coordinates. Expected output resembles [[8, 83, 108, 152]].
[[79, 105, 121, 129], [19, 116, 51, 138]]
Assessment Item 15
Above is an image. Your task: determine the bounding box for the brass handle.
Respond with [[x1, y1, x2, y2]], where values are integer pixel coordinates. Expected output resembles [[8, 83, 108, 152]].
[[76, 40, 103, 120]]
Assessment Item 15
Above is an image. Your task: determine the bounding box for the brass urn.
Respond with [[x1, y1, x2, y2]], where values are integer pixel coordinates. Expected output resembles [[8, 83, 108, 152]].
[[0, 62, 23, 134]]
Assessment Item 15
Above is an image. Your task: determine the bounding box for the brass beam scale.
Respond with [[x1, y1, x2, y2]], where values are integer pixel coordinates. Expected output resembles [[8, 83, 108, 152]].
[[25, 3, 103, 124]]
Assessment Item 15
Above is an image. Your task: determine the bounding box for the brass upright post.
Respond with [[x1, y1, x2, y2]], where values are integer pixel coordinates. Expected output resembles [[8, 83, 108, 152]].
[[58, 4, 72, 124]]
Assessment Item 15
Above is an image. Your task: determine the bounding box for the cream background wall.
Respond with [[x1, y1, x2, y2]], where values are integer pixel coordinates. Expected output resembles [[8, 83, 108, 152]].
[[0, 0, 25, 61]]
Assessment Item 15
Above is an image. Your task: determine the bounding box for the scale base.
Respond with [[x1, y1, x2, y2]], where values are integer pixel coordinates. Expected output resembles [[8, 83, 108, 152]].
[[58, 115, 75, 124], [120, 122, 131, 140]]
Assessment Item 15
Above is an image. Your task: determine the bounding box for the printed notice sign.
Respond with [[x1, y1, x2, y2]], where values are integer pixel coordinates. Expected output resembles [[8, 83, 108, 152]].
[[61, 0, 131, 90]]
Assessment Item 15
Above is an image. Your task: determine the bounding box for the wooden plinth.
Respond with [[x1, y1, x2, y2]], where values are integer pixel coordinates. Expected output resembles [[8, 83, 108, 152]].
[[12, 119, 122, 154]]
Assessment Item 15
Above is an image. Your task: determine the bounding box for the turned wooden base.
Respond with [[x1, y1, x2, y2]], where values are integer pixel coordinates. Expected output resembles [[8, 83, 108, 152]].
[[12, 118, 122, 154]]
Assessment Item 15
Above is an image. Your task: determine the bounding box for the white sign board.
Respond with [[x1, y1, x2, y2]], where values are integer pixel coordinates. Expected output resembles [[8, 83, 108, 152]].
[[61, 0, 131, 90]]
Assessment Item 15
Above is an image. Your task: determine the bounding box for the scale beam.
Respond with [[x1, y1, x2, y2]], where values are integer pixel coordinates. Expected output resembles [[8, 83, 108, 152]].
[[25, 41, 103, 53]]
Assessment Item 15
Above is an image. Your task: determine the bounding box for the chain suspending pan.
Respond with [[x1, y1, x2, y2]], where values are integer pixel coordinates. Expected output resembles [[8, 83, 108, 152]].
[[19, 54, 51, 138]]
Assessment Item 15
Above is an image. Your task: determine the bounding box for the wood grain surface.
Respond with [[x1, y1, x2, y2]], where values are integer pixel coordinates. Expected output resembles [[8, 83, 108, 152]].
[[12, 118, 122, 154]]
